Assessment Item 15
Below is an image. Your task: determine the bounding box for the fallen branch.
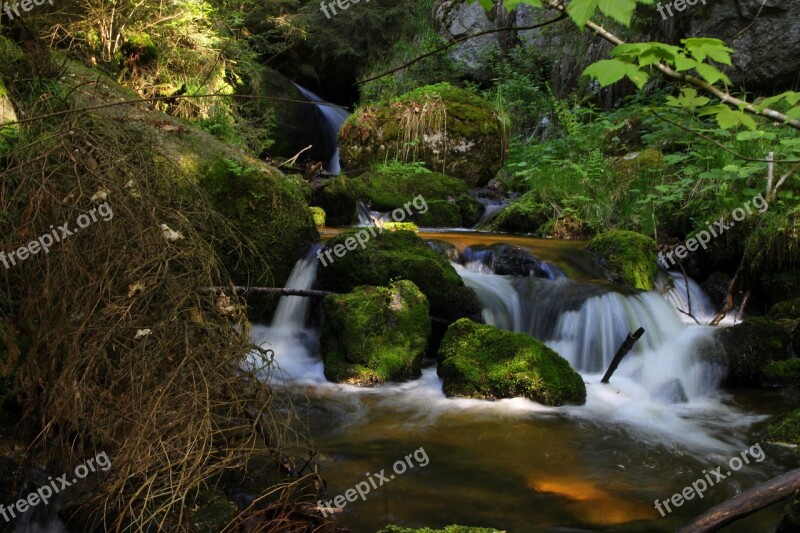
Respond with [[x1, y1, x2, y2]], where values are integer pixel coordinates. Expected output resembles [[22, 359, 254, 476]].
[[678, 468, 800, 533], [601, 327, 645, 384]]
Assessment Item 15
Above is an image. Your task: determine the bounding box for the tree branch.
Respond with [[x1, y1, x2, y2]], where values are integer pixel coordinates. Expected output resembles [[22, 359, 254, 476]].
[[538, 0, 800, 130], [356, 14, 569, 86]]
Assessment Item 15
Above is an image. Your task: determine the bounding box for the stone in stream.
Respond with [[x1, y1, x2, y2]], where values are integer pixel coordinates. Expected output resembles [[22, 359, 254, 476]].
[[437, 319, 586, 406], [586, 230, 658, 291], [321, 280, 431, 386]]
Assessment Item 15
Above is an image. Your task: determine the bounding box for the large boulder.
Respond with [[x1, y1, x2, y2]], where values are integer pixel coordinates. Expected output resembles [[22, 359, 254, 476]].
[[317, 229, 482, 323], [482, 191, 551, 234], [437, 319, 586, 406], [716, 317, 794, 387], [321, 280, 431, 386], [351, 163, 483, 227], [339, 83, 504, 186], [586, 230, 658, 291]]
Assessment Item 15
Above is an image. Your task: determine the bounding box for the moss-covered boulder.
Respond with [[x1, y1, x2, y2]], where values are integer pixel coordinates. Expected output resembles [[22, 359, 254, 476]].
[[716, 317, 793, 387], [763, 358, 800, 386], [309, 207, 326, 227], [765, 409, 800, 446], [350, 163, 482, 228], [339, 83, 504, 187], [317, 229, 482, 322], [198, 157, 318, 286], [779, 497, 800, 533], [586, 230, 657, 290], [321, 280, 430, 386], [482, 191, 550, 234], [313, 175, 359, 226], [437, 319, 586, 406]]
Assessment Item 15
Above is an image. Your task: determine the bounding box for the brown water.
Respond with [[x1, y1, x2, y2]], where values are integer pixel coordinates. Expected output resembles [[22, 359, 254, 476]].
[[265, 229, 800, 532]]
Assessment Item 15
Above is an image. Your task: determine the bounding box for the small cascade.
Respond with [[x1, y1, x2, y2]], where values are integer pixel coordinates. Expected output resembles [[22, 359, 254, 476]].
[[250, 245, 325, 382], [356, 200, 391, 226], [293, 84, 350, 174], [474, 197, 509, 226], [657, 270, 719, 325]]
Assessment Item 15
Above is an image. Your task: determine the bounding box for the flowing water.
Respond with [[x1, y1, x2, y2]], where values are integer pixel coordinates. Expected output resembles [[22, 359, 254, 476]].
[[250, 231, 798, 532], [293, 84, 350, 174]]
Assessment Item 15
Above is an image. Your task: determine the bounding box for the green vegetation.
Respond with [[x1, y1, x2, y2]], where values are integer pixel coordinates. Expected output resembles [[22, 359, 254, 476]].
[[586, 230, 658, 290], [379, 526, 502, 533], [717, 317, 793, 386], [437, 319, 586, 406], [765, 409, 800, 446], [321, 280, 430, 386], [310, 206, 326, 227], [317, 229, 482, 322]]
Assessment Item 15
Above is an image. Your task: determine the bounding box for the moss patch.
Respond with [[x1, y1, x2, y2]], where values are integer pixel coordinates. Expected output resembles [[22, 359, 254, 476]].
[[765, 409, 800, 446], [437, 319, 586, 406], [586, 230, 657, 290], [378, 526, 502, 533], [483, 191, 551, 234], [321, 280, 430, 386], [318, 229, 482, 322], [763, 358, 800, 386], [310, 206, 326, 227], [717, 317, 792, 387], [314, 175, 359, 226]]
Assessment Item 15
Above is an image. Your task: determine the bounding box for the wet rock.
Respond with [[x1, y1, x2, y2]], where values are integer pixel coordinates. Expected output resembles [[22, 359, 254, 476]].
[[716, 317, 793, 387], [653, 379, 688, 404], [586, 230, 658, 291], [437, 319, 586, 406], [428, 240, 460, 263]]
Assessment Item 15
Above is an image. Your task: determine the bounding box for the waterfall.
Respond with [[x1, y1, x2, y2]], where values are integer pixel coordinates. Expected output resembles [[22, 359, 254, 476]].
[[250, 245, 326, 382], [457, 267, 725, 401], [293, 84, 350, 174]]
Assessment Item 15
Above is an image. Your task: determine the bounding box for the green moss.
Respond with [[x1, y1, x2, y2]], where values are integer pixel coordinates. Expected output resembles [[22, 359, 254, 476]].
[[437, 319, 586, 406], [353, 163, 469, 210], [121, 32, 158, 65], [769, 297, 800, 321], [384, 221, 419, 232], [484, 191, 551, 233], [309, 207, 326, 227], [717, 317, 792, 387], [456, 194, 485, 228], [318, 229, 482, 322], [339, 84, 504, 186], [416, 200, 461, 228], [586, 230, 657, 290], [607, 149, 665, 184], [378, 526, 502, 533], [779, 497, 800, 532], [321, 280, 430, 386], [314, 175, 359, 226], [765, 409, 800, 446], [763, 358, 800, 385], [198, 157, 318, 286]]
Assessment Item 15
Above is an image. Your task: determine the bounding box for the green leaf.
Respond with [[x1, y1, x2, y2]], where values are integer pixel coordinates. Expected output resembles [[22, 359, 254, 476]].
[[682, 38, 734, 65], [787, 107, 800, 121], [566, 0, 599, 28], [582, 60, 648, 88], [694, 63, 731, 86], [598, 0, 636, 25]]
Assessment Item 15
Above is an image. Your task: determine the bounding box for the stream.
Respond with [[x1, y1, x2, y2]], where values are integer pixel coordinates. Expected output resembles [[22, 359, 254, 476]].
[[250, 230, 799, 532]]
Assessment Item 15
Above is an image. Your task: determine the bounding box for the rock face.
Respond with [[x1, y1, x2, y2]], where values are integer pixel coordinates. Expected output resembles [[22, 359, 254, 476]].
[[716, 317, 793, 387], [586, 230, 658, 291], [338, 83, 504, 187], [677, 0, 800, 90], [321, 280, 431, 386], [437, 319, 586, 406], [317, 229, 483, 322]]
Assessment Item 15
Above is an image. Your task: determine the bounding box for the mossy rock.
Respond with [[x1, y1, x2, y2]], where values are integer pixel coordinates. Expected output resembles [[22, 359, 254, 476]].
[[779, 496, 800, 533], [437, 319, 586, 406], [607, 149, 665, 183], [769, 297, 800, 321], [384, 222, 419, 232], [763, 358, 800, 386], [586, 230, 657, 290], [416, 200, 462, 228], [378, 526, 502, 533], [121, 32, 158, 66], [321, 280, 430, 386], [314, 175, 359, 226], [339, 83, 504, 187], [310, 207, 326, 227], [457, 194, 486, 228], [717, 317, 793, 387], [765, 409, 800, 447], [317, 229, 482, 323], [198, 157, 318, 287], [483, 191, 550, 234]]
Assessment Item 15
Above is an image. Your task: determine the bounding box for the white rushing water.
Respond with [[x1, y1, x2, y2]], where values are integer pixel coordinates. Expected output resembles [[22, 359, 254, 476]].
[[293, 84, 350, 174], [251, 247, 755, 451]]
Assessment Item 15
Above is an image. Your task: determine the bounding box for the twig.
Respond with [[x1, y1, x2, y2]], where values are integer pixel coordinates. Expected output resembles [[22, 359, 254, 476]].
[[279, 145, 313, 168]]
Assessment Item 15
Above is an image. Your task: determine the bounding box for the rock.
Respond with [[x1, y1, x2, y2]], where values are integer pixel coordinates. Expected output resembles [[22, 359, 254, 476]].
[[462, 244, 557, 278], [338, 83, 504, 186], [437, 319, 586, 406], [586, 230, 658, 291], [317, 229, 482, 323], [428, 240, 460, 263], [321, 280, 431, 386], [779, 496, 800, 533], [653, 379, 688, 404], [457, 194, 486, 228], [313, 175, 359, 226], [416, 200, 462, 228], [763, 358, 800, 387], [677, 0, 800, 90], [716, 317, 793, 387], [701, 272, 733, 311], [482, 190, 551, 234]]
